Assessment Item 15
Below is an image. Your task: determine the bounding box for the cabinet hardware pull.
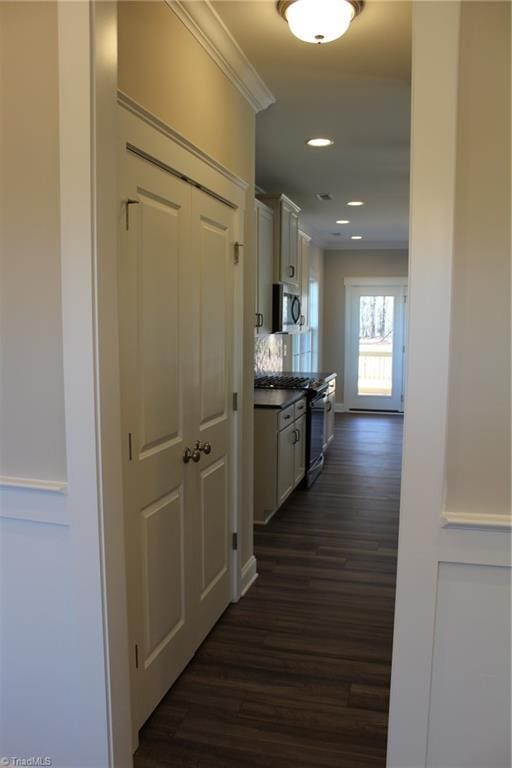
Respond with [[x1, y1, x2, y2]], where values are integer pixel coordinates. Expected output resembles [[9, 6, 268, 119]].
[[289, 265, 295, 278], [198, 441, 212, 455]]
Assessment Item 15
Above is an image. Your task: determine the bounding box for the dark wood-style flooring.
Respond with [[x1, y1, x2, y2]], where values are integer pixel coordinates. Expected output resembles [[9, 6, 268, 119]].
[[135, 412, 403, 768]]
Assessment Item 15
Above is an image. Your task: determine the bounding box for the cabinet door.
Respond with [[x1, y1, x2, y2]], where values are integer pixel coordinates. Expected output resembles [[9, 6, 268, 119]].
[[277, 421, 295, 506], [256, 203, 274, 334], [289, 211, 300, 288], [298, 232, 310, 331], [279, 201, 292, 283], [293, 415, 306, 485]]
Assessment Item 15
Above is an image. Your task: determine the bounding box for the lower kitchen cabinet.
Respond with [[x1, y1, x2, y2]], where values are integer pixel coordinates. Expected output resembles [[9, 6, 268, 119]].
[[254, 399, 306, 524]]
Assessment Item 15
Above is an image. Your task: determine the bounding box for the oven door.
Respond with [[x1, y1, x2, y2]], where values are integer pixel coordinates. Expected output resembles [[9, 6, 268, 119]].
[[307, 389, 327, 486]]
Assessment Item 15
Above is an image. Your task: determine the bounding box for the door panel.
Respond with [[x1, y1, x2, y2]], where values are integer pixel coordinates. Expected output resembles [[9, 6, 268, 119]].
[[278, 423, 294, 505], [198, 217, 228, 426], [120, 152, 194, 728], [141, 488, 184, 665], [190, 188, 233, 644], [138, 192, 181, 453], [200, 458, 228, 598]]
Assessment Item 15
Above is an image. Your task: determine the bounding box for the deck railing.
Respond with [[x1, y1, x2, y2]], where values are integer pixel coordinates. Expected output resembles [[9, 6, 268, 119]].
[[358, 348, 392, 396]]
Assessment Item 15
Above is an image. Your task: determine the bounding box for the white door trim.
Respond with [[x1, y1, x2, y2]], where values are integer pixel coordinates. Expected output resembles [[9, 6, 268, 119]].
[[57, 3, 133, 765], [387, 3, 462, 766]]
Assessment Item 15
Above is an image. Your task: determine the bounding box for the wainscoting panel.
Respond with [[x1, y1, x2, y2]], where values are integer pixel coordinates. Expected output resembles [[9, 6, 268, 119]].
[[427, 562, 511, 768]]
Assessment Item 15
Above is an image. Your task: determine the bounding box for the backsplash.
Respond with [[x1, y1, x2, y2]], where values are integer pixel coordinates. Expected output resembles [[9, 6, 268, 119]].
[[254, 335, 286, 374]]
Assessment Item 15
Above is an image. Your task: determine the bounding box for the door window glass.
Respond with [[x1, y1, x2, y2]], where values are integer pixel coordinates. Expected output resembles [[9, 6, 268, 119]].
[[358, 295, 394, 396]]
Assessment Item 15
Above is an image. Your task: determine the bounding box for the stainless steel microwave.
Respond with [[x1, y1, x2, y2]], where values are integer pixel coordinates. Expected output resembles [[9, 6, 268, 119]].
[[272, 284, 302, 333]]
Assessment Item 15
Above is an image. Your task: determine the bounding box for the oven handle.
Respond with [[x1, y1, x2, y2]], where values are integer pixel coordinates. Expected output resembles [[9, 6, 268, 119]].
[[310, 392, 327, 409]]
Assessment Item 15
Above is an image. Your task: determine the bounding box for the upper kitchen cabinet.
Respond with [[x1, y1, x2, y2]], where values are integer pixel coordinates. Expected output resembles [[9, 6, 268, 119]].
[[257, 193, 301, 290], [298, 230, 311, 331], [255, 200, 274, 334]]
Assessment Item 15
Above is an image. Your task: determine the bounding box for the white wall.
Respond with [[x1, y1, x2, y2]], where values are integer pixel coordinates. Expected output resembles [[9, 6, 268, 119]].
[[387, 3, 511, 767], [0, 4, 131, 766], [445, 0, 511, 520], [0, 1, 66, 483], [323, 249, 408, 403]]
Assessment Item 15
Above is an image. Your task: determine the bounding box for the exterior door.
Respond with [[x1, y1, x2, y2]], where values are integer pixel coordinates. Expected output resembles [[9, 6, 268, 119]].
[[119, 149, 234, 730], [344, 281, 407, 411]]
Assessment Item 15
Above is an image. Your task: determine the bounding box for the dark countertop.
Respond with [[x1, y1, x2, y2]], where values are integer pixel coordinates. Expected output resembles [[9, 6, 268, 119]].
[[254, 389, 306, 410], [254, 371, 337, 410]]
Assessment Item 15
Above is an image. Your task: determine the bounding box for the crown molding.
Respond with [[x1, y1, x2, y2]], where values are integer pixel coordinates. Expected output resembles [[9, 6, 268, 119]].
[[166, 1, 275, 113]]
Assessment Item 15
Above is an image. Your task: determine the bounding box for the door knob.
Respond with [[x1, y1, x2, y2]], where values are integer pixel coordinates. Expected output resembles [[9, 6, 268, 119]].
[[183, 446, 201, 464], [197, 441, 212, 455]]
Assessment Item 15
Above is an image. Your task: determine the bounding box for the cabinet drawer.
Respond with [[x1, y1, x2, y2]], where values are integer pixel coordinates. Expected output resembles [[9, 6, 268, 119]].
[[294, 398, 306, 420], [278, 404, 295, 431]]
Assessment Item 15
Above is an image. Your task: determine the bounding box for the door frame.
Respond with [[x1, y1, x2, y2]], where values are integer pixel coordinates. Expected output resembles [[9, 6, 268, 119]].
[[344, 277, 408, 412]]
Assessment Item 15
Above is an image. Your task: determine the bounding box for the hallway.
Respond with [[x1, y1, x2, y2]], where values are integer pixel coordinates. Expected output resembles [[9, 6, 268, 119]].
[[135, 412, 403, 768]]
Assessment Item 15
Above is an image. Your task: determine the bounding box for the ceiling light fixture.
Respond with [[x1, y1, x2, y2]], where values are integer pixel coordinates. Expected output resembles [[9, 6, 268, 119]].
[[307, 138, 334, 147], [336, 219, 350, 224], [351, 235, 363, 240], [347, 200, 364, 206], [277, 0, 363, 45]]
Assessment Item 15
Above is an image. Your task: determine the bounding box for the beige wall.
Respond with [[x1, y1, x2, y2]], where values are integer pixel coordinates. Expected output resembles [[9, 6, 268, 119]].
[[118, 0, 257, 568], [445, 1, 510, 517], [118, 1, 254, 183], [0, 1, 67, 481], [323, 249, 409, 402]]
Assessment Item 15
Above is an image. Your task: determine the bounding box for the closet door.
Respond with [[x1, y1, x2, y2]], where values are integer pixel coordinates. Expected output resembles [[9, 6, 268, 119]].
[[119, 150, 234, 729], [119, 150, 195, 728], [188, 187, 234, 647]]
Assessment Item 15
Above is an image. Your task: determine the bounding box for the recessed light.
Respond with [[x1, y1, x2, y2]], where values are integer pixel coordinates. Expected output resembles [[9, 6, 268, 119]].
[[336, 219, 350, 224], [351, 235, 363, 240], [347, 200, 364, 206], [306, 137, 334, 147]]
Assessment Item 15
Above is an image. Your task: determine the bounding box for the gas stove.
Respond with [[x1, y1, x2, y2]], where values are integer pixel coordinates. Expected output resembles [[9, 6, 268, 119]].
[[254, 374, 326, 392]]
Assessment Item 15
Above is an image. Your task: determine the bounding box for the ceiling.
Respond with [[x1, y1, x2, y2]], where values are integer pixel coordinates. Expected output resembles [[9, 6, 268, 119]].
[[213, 0, 412, 250]]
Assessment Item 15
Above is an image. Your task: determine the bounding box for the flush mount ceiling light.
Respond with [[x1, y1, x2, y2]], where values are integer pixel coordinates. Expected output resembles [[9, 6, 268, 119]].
[[336, 219, 350, 224], [347, 200, 365, 206], [278, 0, 363, 45], [307, 138, 334, 147], [351, 235, 363, 240]]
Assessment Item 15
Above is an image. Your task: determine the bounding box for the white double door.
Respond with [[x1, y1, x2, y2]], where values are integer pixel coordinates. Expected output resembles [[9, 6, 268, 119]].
[[119, 149, 235, 729], [345, 280, 407, 411]]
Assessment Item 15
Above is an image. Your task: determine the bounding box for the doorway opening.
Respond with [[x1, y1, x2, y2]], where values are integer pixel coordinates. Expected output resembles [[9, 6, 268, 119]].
[[344, 278, 408, 412]]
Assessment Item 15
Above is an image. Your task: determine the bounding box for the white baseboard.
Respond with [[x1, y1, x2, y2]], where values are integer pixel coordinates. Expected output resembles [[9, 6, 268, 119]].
[[240, 555, 258, 596], [334, 402, 346, 413]]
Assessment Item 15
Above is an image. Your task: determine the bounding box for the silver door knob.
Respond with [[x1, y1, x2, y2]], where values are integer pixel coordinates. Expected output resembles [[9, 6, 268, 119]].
[[183, 446, 201, 464]]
